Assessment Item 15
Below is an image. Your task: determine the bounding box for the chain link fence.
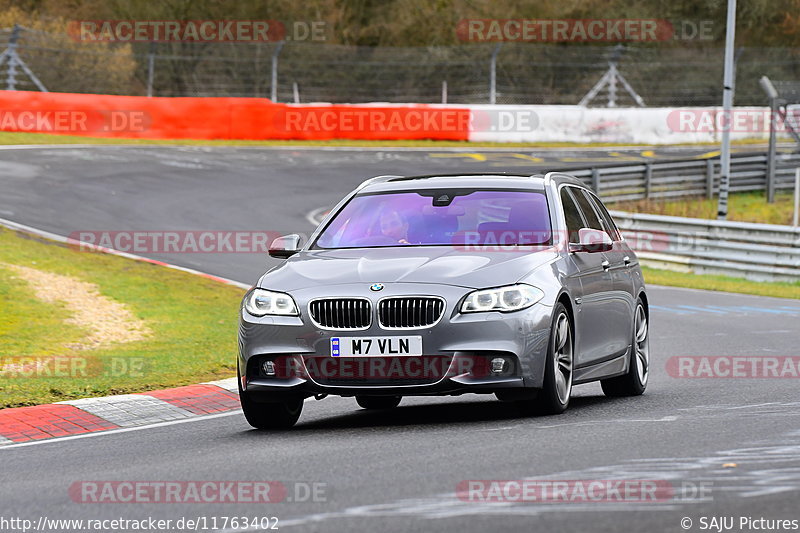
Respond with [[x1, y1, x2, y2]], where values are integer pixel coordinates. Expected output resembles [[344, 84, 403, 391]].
[[2, 25, 799, 106]]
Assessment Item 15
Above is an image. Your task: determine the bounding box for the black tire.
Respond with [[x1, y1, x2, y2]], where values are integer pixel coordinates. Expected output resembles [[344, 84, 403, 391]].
[[356, 395, 402, 410], [238, 364, 303, 429], [601, 299, 649, 397], [516, 302, 573, 416]]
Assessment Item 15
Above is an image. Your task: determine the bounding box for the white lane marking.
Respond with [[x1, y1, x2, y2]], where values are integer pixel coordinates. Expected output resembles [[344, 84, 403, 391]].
[[479, 415, 678, 432], [305, 206, 329, 228], [57, 394, 195, 427], [0, 411, 241, 451], [0, 217, 250, 290]]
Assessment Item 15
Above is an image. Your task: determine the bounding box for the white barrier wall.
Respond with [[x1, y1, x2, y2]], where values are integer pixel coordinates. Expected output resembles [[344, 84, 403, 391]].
[[465, 105, 772, 145]]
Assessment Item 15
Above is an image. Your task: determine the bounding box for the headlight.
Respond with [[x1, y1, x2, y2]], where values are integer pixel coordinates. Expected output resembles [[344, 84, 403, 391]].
[[243, 288, 299, 317], [461, 284, 544, 313]]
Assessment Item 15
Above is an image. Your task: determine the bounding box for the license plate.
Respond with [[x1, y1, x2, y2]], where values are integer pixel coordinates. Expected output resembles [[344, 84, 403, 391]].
[[331, 336, 423, 357]]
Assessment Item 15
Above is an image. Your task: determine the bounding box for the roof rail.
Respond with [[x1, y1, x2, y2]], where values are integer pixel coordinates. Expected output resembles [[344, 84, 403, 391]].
[[385, 172, 543, 183], [355, 175, 403, 190]]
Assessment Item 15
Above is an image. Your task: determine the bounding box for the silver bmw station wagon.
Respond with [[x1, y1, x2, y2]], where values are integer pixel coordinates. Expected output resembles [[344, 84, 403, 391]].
[[238, 173, 649, 428]]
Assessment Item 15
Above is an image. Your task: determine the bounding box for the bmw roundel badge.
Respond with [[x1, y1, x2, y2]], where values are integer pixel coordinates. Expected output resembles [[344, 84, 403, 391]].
[[370, 283, 384, 292]]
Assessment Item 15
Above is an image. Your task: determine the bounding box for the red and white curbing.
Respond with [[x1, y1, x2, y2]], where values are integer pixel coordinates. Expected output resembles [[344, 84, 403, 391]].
[[0, 217, 248, 445], [0, 378, 240, 445]]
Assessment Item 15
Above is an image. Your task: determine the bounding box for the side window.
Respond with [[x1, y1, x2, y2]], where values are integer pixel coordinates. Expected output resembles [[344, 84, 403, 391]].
[[572, 188, 604, 232], [560, 188, 585, 243], [584, 191, 621, 241]]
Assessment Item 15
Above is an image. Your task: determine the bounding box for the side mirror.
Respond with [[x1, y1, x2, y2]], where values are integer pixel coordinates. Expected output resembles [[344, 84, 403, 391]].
[[269, 234, 302, 259], [569, 228, 612, 253]]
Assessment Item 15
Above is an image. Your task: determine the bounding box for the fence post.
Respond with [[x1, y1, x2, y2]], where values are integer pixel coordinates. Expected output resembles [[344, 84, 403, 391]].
[[706, 159, 715, 199], [146, 41, 156, 97], [292, 82, 299, 103], [591, 168, 600, 194], [5, 24, 21, 90], [766, 99, 778, 203], [644, 163, 652, 199], [441, 81, 447, 104], [489, 43, 501, 104], [270, 41, 285, 102]]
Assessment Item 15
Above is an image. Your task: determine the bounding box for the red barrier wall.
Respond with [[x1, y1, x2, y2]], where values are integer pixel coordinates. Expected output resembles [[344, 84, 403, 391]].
[[0, 91, 470, 141]]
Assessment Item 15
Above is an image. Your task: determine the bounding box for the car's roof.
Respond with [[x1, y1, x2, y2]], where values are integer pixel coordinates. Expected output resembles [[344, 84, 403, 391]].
[[357, 172, 586, 194]]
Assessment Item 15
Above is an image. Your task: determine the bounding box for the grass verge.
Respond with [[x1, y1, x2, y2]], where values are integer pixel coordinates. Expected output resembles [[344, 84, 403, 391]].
[[611, 191, 799, 226], [0, 130, 778, 149], [642, 266, 800, 300], [0, 227, 244, 408]]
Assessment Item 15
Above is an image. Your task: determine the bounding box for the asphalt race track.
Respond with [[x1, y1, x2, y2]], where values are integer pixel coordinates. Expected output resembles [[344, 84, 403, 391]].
[[1, 145, 799, 533]]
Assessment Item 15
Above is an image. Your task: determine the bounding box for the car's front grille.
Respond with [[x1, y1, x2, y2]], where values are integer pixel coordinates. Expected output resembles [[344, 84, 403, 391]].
[[309, 298, 371, 329], [378, 297, 445, 329]]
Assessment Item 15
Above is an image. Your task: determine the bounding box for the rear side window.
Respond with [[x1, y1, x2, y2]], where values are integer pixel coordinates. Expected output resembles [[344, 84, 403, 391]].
[[559, 188, 585, 243], [571, 187, 604, 232], [583, 190, 621, 241]]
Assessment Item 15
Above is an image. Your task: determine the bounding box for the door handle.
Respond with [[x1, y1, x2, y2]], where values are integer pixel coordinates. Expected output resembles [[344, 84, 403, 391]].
[[601, 260, 610, 271], [623, 256, 631, 266]]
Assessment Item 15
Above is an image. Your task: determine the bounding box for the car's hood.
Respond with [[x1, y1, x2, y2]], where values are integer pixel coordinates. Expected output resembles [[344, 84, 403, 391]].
[[258, 247, 559, 291]]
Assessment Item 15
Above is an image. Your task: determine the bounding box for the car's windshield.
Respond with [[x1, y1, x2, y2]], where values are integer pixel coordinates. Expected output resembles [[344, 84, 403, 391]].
[[314, 189, 552, 249]]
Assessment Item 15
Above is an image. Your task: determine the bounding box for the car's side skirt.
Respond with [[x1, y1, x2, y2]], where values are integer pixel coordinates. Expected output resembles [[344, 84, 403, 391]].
[[572, 346, 630, 384]]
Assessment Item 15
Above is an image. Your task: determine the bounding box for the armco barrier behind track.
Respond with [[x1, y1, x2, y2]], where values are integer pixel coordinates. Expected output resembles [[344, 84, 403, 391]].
[[561, 153, 800, 203], [611, 210, 800, 282]]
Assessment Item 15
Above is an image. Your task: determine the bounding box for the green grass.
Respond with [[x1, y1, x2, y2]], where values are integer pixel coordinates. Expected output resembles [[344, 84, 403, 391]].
[[642, 266, 800, 300], [0, 130, 780, 149], [0, 228, 244, 408], [611, 191, 799, 226]]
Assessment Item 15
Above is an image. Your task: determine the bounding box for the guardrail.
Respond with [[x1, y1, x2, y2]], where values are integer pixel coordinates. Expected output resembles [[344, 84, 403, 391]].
[[610, 210, 800, 282], [562, 152, 800, 203]]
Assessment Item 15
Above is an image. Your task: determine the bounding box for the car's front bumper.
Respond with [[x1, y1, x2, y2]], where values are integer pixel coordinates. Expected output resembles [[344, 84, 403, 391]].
[[238, 283, 554, 399]]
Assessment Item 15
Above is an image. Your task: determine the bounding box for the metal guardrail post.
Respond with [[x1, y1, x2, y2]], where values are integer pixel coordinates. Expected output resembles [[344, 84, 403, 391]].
[[794, 168, 800, 228], [705, 159, 715, 199], [644, 163, 652, 199], [591, 168, 600, 193]]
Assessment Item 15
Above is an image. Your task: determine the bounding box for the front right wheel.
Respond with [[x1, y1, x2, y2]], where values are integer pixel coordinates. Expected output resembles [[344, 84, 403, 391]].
[[517, 302, 573, 416], [601, 300, 649, 397], [238, 363, 304, 429]]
